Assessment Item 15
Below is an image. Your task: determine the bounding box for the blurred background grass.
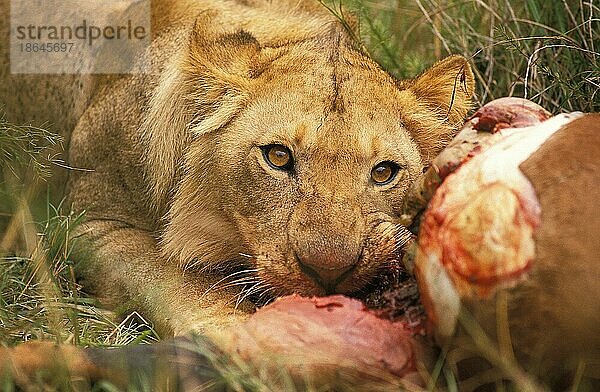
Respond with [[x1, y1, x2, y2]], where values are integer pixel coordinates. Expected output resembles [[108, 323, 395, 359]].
[[0, 0, 598, 390]]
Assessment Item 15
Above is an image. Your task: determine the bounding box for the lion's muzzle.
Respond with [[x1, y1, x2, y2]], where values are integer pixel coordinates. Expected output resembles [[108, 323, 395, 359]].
[[290, 197, 364, 293]]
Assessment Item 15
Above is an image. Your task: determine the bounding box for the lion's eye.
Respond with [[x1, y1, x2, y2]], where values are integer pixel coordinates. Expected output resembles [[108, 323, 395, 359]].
[[262, 144, 294, 171], [371, 161, 400, 185]]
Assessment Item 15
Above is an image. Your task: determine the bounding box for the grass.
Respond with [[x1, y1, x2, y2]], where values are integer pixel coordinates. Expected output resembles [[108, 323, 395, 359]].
[[0, 116, 158, 350], [0, 209, 159, 348], [1, 0, 598, 390]]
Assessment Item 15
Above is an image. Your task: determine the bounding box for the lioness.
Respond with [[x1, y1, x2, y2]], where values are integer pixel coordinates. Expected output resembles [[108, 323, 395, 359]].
[[0, 0, 474, 335]]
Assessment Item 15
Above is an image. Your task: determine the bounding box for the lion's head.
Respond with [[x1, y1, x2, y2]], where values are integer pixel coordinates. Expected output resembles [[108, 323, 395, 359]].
[[144, 6, 474, 298]]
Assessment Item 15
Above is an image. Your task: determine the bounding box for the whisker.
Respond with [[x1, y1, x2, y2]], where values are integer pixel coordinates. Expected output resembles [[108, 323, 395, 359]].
[[234, 282, 267, 310], [200, 268, 259, 298], [257, 286, 276, 304], [236, 282, 262, 303], [219, 278, 261, 291]]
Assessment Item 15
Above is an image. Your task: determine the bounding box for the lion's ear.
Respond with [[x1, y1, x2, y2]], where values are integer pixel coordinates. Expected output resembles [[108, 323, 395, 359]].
[[180, 12, 262, 134], [401, 55, 475, 162], [409, 55, 475, 126], [183, 17, 260, 91]]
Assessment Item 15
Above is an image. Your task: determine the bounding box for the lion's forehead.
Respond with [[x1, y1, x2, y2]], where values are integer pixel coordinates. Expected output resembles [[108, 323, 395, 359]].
[[245, 79, 418, 154], [257, 38, 407, 108]]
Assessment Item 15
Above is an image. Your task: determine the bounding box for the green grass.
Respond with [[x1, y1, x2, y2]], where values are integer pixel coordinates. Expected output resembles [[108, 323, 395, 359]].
[[1, 0, 598, 390], [0, 115, 158, 350], [0, 209, 159, 348]]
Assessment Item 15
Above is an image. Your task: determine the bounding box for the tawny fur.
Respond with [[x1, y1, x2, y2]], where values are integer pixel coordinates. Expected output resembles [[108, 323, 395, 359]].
[[0, 0, 474, 335]]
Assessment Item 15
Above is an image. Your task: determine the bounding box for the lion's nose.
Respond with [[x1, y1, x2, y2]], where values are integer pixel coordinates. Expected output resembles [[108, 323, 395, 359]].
[[290, 198, 364, 293], [296, 253, 358, 293]]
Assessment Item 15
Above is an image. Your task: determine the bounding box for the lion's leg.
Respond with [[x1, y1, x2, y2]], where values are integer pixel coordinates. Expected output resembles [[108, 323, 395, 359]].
[[73, 220, 253, 336]]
